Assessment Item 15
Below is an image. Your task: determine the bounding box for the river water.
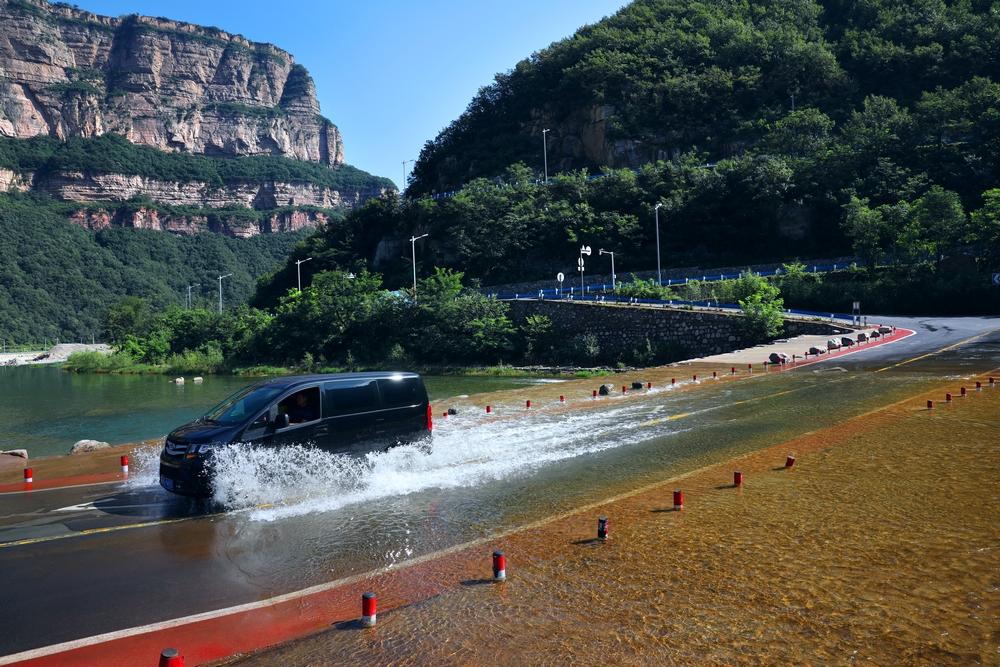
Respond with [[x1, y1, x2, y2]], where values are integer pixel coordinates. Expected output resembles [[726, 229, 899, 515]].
[[0, 367, 564, 458], [1, 316, 998, 664]]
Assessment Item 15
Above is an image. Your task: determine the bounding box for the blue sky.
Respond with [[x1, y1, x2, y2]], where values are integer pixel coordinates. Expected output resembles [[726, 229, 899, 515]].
[[76, 0, 629, 188]]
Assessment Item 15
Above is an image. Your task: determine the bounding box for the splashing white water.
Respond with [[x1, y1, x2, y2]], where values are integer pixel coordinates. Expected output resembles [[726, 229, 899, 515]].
[[203, 394, 698, 522]]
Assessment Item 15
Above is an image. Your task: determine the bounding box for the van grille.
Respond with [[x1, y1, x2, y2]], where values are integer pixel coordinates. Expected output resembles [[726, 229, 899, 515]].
[[165, 440, 188, 456]]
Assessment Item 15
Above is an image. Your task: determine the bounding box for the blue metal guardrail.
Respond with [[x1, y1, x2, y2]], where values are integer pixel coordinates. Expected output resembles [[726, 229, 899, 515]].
[[493, 291, 858, 324], [491, 263, 862, 323]]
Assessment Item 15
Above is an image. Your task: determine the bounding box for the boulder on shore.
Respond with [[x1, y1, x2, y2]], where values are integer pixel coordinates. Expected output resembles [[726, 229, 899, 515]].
[[69, 440, 111, 455], [0, 449, 28, 459]]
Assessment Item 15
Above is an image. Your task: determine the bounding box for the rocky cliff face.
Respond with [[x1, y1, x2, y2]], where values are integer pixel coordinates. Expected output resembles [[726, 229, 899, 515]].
[[0, 0, 343, 166]]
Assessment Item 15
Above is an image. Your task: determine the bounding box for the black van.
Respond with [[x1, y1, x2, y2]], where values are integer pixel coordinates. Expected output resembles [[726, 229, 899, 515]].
[[159, 372, 432, 497]]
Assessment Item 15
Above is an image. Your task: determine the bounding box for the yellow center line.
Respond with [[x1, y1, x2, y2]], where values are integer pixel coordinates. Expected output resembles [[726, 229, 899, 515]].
[[874, 328, 999, 372]]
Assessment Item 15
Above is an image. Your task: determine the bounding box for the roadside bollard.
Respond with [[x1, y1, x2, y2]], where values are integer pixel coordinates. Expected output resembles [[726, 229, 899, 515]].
[[486, 405, 492, 413], [713, 371, 717, 379], [734, 471, 743, 486], [361, 592, 377, 628], [991, 377, 996, 387], [443, 412, 449, 418], [749, 364, 753, 373], [946, 393, 952, 403], [23, 468, 32, 483], [622, 386, 627, 395], [526, 400, 531, 409], [597, 516, 609, 540], [593, 390, 598, 398], [693, 375, 697, 382], [977, 381, 983, 391], [158, 649, 184, 667], [961, 387, 967, 397], [647, 382, 652, 389], [732, 367, 736, 375], [673, 490, 683, 510], [492, 551, 506, 581], [120, 455, 129, 474], [560, 395, 565, 403], [927, 400, 934, 409], [764, 361, 769, 370], [785, 455, 795, 468], [671, 378, 676, 386]]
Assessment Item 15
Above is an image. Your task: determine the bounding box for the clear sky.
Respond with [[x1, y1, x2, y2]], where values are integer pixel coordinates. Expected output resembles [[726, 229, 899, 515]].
[[74, 0, 629, 188]]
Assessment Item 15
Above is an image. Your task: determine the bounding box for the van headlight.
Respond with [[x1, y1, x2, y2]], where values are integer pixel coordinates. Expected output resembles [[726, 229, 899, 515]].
[[185, 444, 215, 458]]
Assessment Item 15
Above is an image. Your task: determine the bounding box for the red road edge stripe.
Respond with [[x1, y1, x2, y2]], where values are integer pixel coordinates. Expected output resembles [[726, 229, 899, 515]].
[[774, 327, 915, 371], [0, 327, 919, 667]]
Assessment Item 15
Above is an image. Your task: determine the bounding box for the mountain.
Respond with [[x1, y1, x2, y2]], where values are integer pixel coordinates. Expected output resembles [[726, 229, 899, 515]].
[[0, 0, 338, 165], [409, 0, 1000, 195]]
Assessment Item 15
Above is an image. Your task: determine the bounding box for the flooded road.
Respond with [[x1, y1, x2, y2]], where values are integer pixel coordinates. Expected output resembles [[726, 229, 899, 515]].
[[1, 316, 998, 662]]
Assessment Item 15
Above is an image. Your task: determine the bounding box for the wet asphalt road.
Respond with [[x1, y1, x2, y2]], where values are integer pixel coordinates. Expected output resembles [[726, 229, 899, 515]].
[[0, 316, 997, 658]]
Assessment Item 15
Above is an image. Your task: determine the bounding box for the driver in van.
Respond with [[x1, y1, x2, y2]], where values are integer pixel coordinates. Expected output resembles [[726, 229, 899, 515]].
[[286, 391, 317, 424]]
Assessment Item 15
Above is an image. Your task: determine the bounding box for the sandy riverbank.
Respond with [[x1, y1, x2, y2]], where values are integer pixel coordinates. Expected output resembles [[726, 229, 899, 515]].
[[0, 343, 111, 367]]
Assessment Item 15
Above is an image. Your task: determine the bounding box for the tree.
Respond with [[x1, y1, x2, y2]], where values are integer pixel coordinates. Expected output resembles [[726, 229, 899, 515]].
[[738, 280, 784, 344], [970, 189, 1000, 272], [910, 185, 967, 260], [841, 196, 889, 270], [102, 296, 151, 345]]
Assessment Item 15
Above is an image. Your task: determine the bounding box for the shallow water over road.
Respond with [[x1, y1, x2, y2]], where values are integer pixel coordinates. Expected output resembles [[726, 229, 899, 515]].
[[0, 316, 998, 661]]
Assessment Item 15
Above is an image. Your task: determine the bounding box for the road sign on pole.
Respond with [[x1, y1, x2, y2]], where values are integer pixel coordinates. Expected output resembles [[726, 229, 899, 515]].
[[557, 272, 564, 296], [992, 273, 1000, 285]]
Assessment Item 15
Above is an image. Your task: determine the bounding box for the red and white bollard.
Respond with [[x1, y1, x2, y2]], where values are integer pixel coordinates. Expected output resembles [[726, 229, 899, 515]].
[[732, 367, 737, 375], [526, 400, 531, 409], [977, 381, 983, 391], [622, 386, 627, 395], [493, 551, 506, 581], [597, 516, 609, 540], [713, 371, 717, 379], [749, 364, 753, 373], [23, 468, 32, 483], [560, 395, 565, 403], [486, 405, 492, 413], [361, 592, 377, 628], [158, 648, 184, 667], [927, 399, 934, 409], [764, 361, 769, 370], [443, 411, 449, 418], [734, 471, 743, 486], [671, 378, 676, 386], [647, 382, 652, 389], [693, 375, 698, 382], [991, 377, 996, 388], [593, 390, 598, 398], [961, 387, 967, 397], [946, 393, 952, 403], [785, 455, 795, 468], [120, 455, 129, 474], [673, 490, 683, 510]]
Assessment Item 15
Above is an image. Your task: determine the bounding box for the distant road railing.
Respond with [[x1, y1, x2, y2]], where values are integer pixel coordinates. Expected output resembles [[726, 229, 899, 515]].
[[492, 290, 859, 324]]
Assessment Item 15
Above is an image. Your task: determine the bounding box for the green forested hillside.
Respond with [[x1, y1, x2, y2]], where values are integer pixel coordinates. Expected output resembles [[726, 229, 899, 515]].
[[0, 192, 309, 343], [411, 0, 1000, 197]]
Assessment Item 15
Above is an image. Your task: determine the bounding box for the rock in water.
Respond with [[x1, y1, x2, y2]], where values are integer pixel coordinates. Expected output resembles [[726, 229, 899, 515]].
[[69, 440, 111, 455], [598, 384, 612, 396]]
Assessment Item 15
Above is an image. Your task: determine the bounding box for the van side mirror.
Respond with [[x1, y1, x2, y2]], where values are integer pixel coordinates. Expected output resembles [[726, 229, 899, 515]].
[[275, 413, 290, 430]]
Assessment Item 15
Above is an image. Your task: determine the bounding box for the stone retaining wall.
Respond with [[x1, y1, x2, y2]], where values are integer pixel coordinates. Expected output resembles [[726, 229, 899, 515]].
[[506, 300, 854, 359]]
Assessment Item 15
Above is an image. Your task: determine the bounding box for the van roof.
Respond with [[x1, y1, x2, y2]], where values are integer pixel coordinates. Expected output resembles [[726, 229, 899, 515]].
[[249, 371, 421, 391]]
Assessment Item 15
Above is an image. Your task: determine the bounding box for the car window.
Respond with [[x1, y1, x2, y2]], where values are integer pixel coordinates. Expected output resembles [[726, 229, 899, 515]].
[[377, 377, 423, 409], [325, 380, 380, 417], [277, 387, 321, 425], [205, 386, 284, 425]]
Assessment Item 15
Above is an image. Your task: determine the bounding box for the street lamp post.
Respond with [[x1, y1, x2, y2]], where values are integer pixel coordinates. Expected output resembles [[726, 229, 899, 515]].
[[599, 249, 616, 294], [296, 257, 313, 292], [410, 233, 429, 304], [542, 129, 550, 183], [217, 273, 232, 314], [654, 203, 663, 285], [186, 283, 200, 310]]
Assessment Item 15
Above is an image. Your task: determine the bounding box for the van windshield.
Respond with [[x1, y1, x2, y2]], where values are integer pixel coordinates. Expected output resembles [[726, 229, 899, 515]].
[[204, 386, 284, 425]]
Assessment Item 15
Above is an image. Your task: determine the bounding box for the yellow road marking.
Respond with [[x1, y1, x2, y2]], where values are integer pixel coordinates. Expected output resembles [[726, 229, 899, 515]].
[[874, 329, 999, 372]]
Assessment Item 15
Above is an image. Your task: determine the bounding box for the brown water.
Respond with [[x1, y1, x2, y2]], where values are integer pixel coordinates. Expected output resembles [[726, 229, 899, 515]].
[[226, 373, 1000, 665]]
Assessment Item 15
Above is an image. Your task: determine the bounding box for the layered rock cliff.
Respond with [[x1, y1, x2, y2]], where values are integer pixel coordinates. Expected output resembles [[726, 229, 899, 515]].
[[0, 0, 343, 166]]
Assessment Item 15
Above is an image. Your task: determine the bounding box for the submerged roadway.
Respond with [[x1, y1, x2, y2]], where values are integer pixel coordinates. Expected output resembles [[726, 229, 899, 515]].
[[1, 316, 998, 663]]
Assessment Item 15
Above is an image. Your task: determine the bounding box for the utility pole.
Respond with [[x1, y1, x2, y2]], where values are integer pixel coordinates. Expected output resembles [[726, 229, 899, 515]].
[[410, 234, 429, 304], [654, 203, 663, 285], [186, 283, 200, 310], [295, 258, 313, 292], [402, 160, 413, 198], [791, 94, 795, 111], [542, 129, 550, 184], [217, 274, 232, 314]]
